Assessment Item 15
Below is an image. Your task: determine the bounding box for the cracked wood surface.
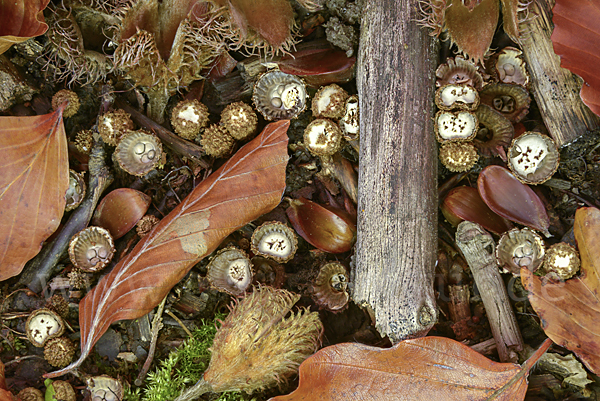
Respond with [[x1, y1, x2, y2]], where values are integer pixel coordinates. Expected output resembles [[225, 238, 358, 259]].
[[353, 0, 438, 343]]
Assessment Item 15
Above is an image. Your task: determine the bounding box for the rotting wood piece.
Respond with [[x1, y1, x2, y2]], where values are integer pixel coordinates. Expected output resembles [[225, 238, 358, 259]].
[[455, 221, 524, 363], [520, 0, 600, 147], [352, 0, 438, 343]]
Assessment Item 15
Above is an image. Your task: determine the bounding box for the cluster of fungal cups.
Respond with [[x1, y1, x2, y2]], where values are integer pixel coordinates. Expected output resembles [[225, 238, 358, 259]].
[[169, 98, 259, 158], [96, 109, 163, 176], [495, 227, 581, 281], [435, 48, 559, 182]]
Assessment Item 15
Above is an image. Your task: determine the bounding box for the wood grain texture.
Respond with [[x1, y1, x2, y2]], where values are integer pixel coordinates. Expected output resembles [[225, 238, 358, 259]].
[[520, 0, 600, 147], [456, 222, 524, 363], [353, 0, 438, 342], [46, 120, 290, 378]]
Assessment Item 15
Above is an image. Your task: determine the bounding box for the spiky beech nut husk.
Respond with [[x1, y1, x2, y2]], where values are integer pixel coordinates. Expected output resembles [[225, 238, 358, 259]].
[[65, 170, 86, 212], [44, 337, 76, 368], [303, 118, 343, 157], [339, 94, 359, 141], [478, 165, 551, 237], [441, 186, 513, 235], [435, 84, 479, 111], [311, 262, 349, 311], [92, 188, 151, 239], [251, 221, 298, 263], [45, 295, 69, 319], [496, 228, 545, 275], [202, 286, 322, 393], [435, 56, 484, 89], [439, 142, 479, 172], [46, 380, 76, 401], [286, 197, 356, 254], [479, 83, 531, 123], [311, 84, 349, 119], [74, 130, 94, 154], [25, 308, 65, 347], [507, 132, 559, 185], [114, 130, 162, 176], [51, 89, 79, 118], [251, 257, 286, 289], [170, 99, 209, 140], [199, 124, 235, 158], [206, 247, 253, 296], [136, 215, 161, 238], [86, 375, 124, 401], [490, 47, 530, 87], [473, 104, 515, 159], [98, 109, 134, 146], [434, 110, 478, 143], [540, 242, 580, 280], [17, 387, 44, 401], [220, 101, 258, 140], [68, 226, 115, 273], [253, 70, 308, 120]]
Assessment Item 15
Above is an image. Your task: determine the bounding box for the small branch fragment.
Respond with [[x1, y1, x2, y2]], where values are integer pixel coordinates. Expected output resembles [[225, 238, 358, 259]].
[[135, 296, 168, 387], [455, 221, 524, 362]]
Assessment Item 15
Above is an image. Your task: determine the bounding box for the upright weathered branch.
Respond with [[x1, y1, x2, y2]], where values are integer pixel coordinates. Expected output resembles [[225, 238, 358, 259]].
[[520, 0, 600, 147], [352, 0, 439, 342]]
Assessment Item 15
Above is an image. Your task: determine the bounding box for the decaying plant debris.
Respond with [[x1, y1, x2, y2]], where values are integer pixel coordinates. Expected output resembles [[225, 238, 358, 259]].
[[1, 0, 600, 400]]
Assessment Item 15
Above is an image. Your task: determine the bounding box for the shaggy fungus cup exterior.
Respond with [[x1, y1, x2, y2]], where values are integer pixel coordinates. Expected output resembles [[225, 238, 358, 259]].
[[171, 99, 210, 140], [114, 130, 163, 176], [540, 242, 580, 280], [65, 170, 86, 212], [435, 84, 479, 111], [312, 84, 349, 119], [439, 142, 479, 172], [311, 262, 350, 311], [220, 101, 258, 140], [507, 132, 559, 185], [25, 309, 65, 348], [496, 228, 545, 275], [44, 337, 76, 368], [251, 221, 298, 263], [206, 247, 253, 296], [68, 226, 115, 273], [51, 89, 80, 117], [253, 70, 308, 120], [98, 109, 134, 146], [199, 124, 235, 158]]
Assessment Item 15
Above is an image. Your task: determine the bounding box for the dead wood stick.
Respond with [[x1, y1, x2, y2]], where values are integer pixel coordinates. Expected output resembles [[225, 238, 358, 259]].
[[352, 0, 439, 342], [455, 221, 524, 363], [520, 0, 600, 147]]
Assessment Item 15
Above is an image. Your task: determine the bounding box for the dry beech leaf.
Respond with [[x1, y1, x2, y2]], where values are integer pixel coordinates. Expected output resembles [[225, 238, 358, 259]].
[[0, 0, 51, 54], [0, 360, 14, 401], [0, 107, 69, 281], [521, 207, 600, 375], [551, 0, 600, 116], [46, 120, 290, 378], [271, 336, 552, 401]]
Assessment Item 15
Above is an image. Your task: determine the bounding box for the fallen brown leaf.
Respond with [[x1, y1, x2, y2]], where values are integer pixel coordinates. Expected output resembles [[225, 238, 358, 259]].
[[46, 120, 290, 378], [0, 0, 51, 54], [0, 360, 15, 401], [0, 107, 69, 281], [521, 207, 600, 375], [551, 0, 600, 116], [270, 336, 552, 401]]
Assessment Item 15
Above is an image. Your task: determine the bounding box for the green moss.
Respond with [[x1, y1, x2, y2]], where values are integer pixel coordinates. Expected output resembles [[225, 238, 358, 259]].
[[139, 316, 244, 401]]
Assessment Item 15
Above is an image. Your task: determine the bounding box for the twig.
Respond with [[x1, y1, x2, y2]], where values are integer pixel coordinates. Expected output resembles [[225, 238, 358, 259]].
[[165, 309, 193, 338], [135, 296, 168, 387], [455, 221, 524, 363], [19, 137, 113, 293]]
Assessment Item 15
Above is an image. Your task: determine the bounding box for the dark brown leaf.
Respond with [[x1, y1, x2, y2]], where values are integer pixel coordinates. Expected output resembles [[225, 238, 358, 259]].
[[521, 207, 600, 375], [270, 337, 552, 401], [551, 0, 600, 116], [0, 0, 51, 54], [0, 107, 69, 281], [46, 120, 290, 378]]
